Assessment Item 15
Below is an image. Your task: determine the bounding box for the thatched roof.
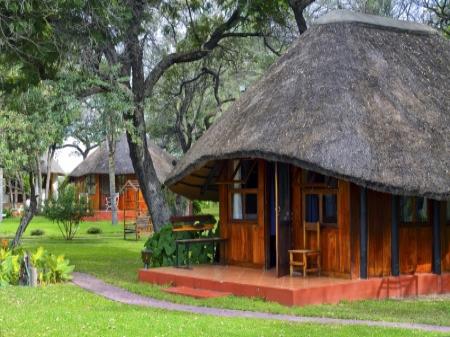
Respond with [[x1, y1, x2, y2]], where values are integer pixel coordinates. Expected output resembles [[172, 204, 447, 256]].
[[40, 157, 65, 176], [69, 134, 175, 184], [166, 10, 450, 201]]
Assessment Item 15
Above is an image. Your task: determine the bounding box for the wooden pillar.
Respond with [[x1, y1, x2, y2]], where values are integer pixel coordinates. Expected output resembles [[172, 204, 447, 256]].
[[432, 200, 441, 275], [359, 187, 368, 279], [391, 195, 400, 276]]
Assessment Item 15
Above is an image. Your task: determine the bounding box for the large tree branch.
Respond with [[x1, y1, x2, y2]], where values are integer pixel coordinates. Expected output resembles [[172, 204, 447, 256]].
[[288, 0, 315, 34], [143, 7, 244, 97]]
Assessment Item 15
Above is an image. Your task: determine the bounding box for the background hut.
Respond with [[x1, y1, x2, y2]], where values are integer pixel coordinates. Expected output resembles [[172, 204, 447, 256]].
[[69, 134, 175, 221]]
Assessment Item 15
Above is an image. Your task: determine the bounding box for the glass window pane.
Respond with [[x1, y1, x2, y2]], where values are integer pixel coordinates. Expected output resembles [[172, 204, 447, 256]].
[[400, 196, 413, 222], [101, 175, 110, 194], [231, 193, 257, 220], [245, 194, 258, 220], [416, 198, 428, 222], [232, 160, 258, 189], [86, 175, 96, 195], [322, 194, 337, 223], [232, 192, 243, 220], [305, 194, 319, 222]]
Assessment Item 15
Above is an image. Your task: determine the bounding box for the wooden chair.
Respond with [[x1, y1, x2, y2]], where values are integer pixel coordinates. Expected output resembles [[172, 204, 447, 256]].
[[289, 221, 321, 277], [124, 214, 153, 240]]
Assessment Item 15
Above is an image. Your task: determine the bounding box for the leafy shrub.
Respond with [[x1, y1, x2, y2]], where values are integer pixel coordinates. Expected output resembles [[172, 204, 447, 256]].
[[30, 229, 45, 236], [0, 246, 73, 287], [3, 208, 13, 218], [192, 200, 202, 215], [44, 184, 91, 240], [144, 224, 216, 268], [86, 227, 102, 235]]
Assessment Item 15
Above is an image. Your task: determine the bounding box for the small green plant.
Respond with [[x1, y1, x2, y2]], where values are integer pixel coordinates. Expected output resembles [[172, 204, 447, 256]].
[[192, 200, 202, 215], [0, 246, 73, 286], [44, 184, 91, 240], [144, 224, 215, 268], [30, 229, 45, 236], [86, 227, 102, 235]]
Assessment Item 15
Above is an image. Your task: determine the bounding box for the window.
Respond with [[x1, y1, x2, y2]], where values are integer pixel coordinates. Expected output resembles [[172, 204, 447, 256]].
[[229, 160, 258, 221], [302, 170, 338, 226], [101, 175, 110, 194], [323, 194, 338, 223], [85, 175, 96, 195], [304, 193, 338, 226], [400, 196, 428, 224]]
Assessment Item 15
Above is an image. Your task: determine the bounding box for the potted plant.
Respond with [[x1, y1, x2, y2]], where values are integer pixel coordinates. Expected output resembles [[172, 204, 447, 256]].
[[141, 248, 152, 269]]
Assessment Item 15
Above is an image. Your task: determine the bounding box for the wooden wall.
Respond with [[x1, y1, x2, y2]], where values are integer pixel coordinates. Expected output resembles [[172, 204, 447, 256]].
[[367, 190, 391, 277], [350, 184, 438, 277], [291, 168, 351, 278], [218, 160, 448, 277], [73, 174, 147, 212], [219, 160, 266, 268]]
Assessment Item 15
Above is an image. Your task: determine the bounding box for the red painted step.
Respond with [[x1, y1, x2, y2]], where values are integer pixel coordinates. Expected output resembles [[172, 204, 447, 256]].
[[164, 286, 232, 299]]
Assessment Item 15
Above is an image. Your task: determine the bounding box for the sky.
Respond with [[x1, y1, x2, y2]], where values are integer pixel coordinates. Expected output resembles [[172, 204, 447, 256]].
[[52, 137, 89, 175]]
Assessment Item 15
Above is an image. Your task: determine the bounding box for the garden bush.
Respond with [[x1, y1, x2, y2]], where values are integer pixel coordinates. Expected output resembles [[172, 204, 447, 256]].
[[0, 246, 74, 287], [144, 224, 216, 268], [30, 229, 45, 236], [86, 227, 102, 235], [44, 184, 91, 240]]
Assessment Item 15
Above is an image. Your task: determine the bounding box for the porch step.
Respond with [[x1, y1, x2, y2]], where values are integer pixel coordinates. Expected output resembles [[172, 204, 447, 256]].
[[164, 286, 231, 299]]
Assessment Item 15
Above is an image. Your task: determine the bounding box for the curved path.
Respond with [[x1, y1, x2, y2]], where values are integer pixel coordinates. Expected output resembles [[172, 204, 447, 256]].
[[72, 272, 450, 333]]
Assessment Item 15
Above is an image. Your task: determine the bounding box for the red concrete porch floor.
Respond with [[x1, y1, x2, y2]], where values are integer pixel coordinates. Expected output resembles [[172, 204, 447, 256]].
[[139, 265, 450, 307]]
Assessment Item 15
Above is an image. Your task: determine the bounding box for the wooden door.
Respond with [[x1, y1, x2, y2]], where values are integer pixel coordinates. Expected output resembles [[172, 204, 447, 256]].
[[276, 162, 292, 277]]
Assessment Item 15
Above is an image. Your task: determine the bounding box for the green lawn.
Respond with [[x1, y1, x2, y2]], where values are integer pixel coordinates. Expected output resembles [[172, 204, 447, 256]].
[[0, 285, 438, 337], [1, 216, 450, 336]]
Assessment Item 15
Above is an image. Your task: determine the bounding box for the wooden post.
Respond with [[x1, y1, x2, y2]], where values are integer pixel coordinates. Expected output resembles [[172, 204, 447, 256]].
[[391, 195, 400, 276], [432, 200, 441, 275], [359, 187, 368, 279]]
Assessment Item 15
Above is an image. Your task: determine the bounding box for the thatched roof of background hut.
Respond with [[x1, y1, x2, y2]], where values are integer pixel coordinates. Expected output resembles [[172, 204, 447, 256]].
[[40, 157, 66, 176], [166, 10, 450, 201], [70, 134, 175, 184]]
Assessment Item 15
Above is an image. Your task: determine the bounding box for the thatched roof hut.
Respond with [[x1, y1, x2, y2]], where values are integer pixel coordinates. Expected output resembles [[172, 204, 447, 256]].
[[40, 157, 65, 176], [70, 134, 175, 183], [166, 10, 450, 201]]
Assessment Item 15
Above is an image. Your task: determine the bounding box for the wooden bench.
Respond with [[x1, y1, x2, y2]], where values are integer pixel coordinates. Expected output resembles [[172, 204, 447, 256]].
[[124, 215, 153, 240], [175, 237, 227, 268], [170, 214, 216, 232]]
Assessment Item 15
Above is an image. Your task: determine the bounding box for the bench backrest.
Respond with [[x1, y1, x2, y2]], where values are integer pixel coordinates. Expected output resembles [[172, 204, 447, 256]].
[[170, 214, 216, 225], [136, 216, 151, 229]]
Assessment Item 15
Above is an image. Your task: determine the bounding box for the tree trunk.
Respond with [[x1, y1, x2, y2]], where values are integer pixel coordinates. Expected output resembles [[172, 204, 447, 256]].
[[45, 146, 56, 201], [126, 106, 172, 232], [13, 179, 18, 208], [12, 172, 37, 248], [107, 133, 118, 225], [288, 0, 315, 34], [7, 179, 14, 209], [16, 172, 25, 206], [36, 156, 43, 210]]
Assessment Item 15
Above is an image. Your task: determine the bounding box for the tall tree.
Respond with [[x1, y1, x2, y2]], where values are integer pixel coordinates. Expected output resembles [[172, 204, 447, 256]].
[[0, 82, 79, 247], [66, 1, 301, 230]]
